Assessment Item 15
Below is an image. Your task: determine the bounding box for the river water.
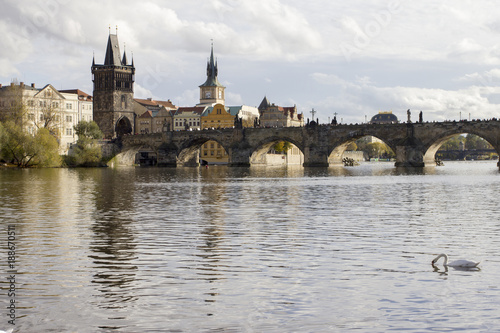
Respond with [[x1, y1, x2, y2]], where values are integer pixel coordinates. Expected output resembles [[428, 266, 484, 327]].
[[1, 161, 500, 332]]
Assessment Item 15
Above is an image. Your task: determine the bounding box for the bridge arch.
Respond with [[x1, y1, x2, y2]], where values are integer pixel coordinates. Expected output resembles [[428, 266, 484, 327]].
[[328, 134, 397, 166], [423, 127, 500, 164], [177, 136, 230, 166], [112, 142, 159, 166], [249, 136, 305, 166]]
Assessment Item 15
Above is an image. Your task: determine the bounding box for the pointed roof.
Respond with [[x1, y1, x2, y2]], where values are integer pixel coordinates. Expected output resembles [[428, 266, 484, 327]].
[[139, 110, 153, 118], [104, 34, 123, 66], [199, 44, 224, 88], [122, 51, 128, 66], [258, 96, 271, 110], [33, 84, 66, 99]]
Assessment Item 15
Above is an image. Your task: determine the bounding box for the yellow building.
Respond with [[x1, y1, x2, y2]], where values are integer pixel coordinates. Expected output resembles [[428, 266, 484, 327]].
[[200, 103, 234, 164], [201, 103, 234, 129], [200, 104, 259, 164]]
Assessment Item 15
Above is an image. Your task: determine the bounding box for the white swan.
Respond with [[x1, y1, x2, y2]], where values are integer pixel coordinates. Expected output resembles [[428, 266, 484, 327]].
[[432, 253, 480, 268]]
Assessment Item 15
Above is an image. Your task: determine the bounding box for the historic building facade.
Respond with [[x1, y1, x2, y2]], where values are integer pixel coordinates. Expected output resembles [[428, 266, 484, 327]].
[[0, 82, 93, 154], [92, 32, 135, 139], [134, 98, 177, 133], [173, 107, 205, 131], [258, 96, 304, 127]]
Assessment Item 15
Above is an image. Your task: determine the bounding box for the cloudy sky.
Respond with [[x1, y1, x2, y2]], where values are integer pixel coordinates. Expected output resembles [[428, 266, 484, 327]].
[[2, 0, 500, 124]]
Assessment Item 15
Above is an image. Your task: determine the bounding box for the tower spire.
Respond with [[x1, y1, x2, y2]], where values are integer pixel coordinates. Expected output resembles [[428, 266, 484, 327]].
[[122, 42, 127, 65]]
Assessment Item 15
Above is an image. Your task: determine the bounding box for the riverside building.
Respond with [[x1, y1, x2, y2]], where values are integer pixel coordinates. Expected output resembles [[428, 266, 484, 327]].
[[0, 82, 93, 154]]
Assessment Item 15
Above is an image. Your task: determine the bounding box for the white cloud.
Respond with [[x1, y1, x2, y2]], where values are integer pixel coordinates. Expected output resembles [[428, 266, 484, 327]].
[[174, 89, 198, 107], [311, 72, 500, 123], [133, 84, 154, 100]]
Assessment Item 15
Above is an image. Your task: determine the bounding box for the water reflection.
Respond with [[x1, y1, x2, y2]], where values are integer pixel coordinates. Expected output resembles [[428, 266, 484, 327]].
[[432, 264, 481, 275], [89, 169, 138, 310]]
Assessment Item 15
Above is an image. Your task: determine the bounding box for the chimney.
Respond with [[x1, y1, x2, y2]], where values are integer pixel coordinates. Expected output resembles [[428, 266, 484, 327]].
[[31, 83, 35, 88], [20, 82, 24, 87], [0, 84, 2, 88]]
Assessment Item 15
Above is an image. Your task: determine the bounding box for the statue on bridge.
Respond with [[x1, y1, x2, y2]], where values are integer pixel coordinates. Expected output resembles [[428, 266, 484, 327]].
[[419, 111, 423, 123], [331, 116, 337, 125], [234, 116, 243, 129], [407, 109, 411, 123]]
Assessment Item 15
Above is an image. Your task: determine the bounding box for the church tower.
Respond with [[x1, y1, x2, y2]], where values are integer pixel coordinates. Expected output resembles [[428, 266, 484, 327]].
[[197, 44, 225, 106], [92, 31, 135, 138]]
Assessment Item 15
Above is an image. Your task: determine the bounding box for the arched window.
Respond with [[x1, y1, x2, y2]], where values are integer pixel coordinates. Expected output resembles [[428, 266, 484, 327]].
[[121, 95, 127, 109]]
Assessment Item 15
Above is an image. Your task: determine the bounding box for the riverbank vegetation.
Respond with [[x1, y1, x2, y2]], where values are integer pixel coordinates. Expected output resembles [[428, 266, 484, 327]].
[[0, 102, 104, 167], [64, 121, 104, 167]]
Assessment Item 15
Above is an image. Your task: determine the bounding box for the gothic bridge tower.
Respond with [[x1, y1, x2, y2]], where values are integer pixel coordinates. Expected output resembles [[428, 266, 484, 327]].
[[92, 31, 135, 138]]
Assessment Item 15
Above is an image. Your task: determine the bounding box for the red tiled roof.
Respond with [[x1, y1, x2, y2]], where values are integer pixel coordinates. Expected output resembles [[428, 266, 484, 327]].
[[139, 110, 153, 118], [175, 106, 206, 115], [59, 89, 93, 101], [134, 98, 176, 109]]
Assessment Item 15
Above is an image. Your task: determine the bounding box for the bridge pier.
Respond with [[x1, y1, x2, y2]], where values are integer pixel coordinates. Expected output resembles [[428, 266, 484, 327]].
[[228, 147, 252, 167], [157, 146, 179, 167], [303, 146, 329, 167], [394, 145, 426, 168]]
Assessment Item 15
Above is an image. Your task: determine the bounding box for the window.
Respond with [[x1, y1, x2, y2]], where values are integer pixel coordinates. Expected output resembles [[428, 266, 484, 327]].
[[66, 115, 73, 122], [52, 102, 58, 108], [66, 103, 72, 110], [28, 113, 34, 121], [66, 128, 72, 136]]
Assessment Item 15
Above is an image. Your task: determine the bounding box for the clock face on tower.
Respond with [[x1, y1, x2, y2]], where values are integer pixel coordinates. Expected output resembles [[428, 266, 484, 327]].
[[205, 91, 211, 98]]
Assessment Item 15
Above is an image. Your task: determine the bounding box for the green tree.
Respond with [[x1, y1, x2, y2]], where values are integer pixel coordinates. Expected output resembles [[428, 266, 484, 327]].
[[35, 128, 62, 167], [354, 137, 394, 159], [69, 121, 103, 166], [465, 134, 492, 150], [439, 135, 463, 151], [0, 121, 61, 167], [272, 141, 292, 154], [346, 141, 357, 151]]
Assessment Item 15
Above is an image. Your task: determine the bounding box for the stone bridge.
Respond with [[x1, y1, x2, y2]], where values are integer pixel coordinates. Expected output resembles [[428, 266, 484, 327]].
[[108, 120, 500, 168]]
